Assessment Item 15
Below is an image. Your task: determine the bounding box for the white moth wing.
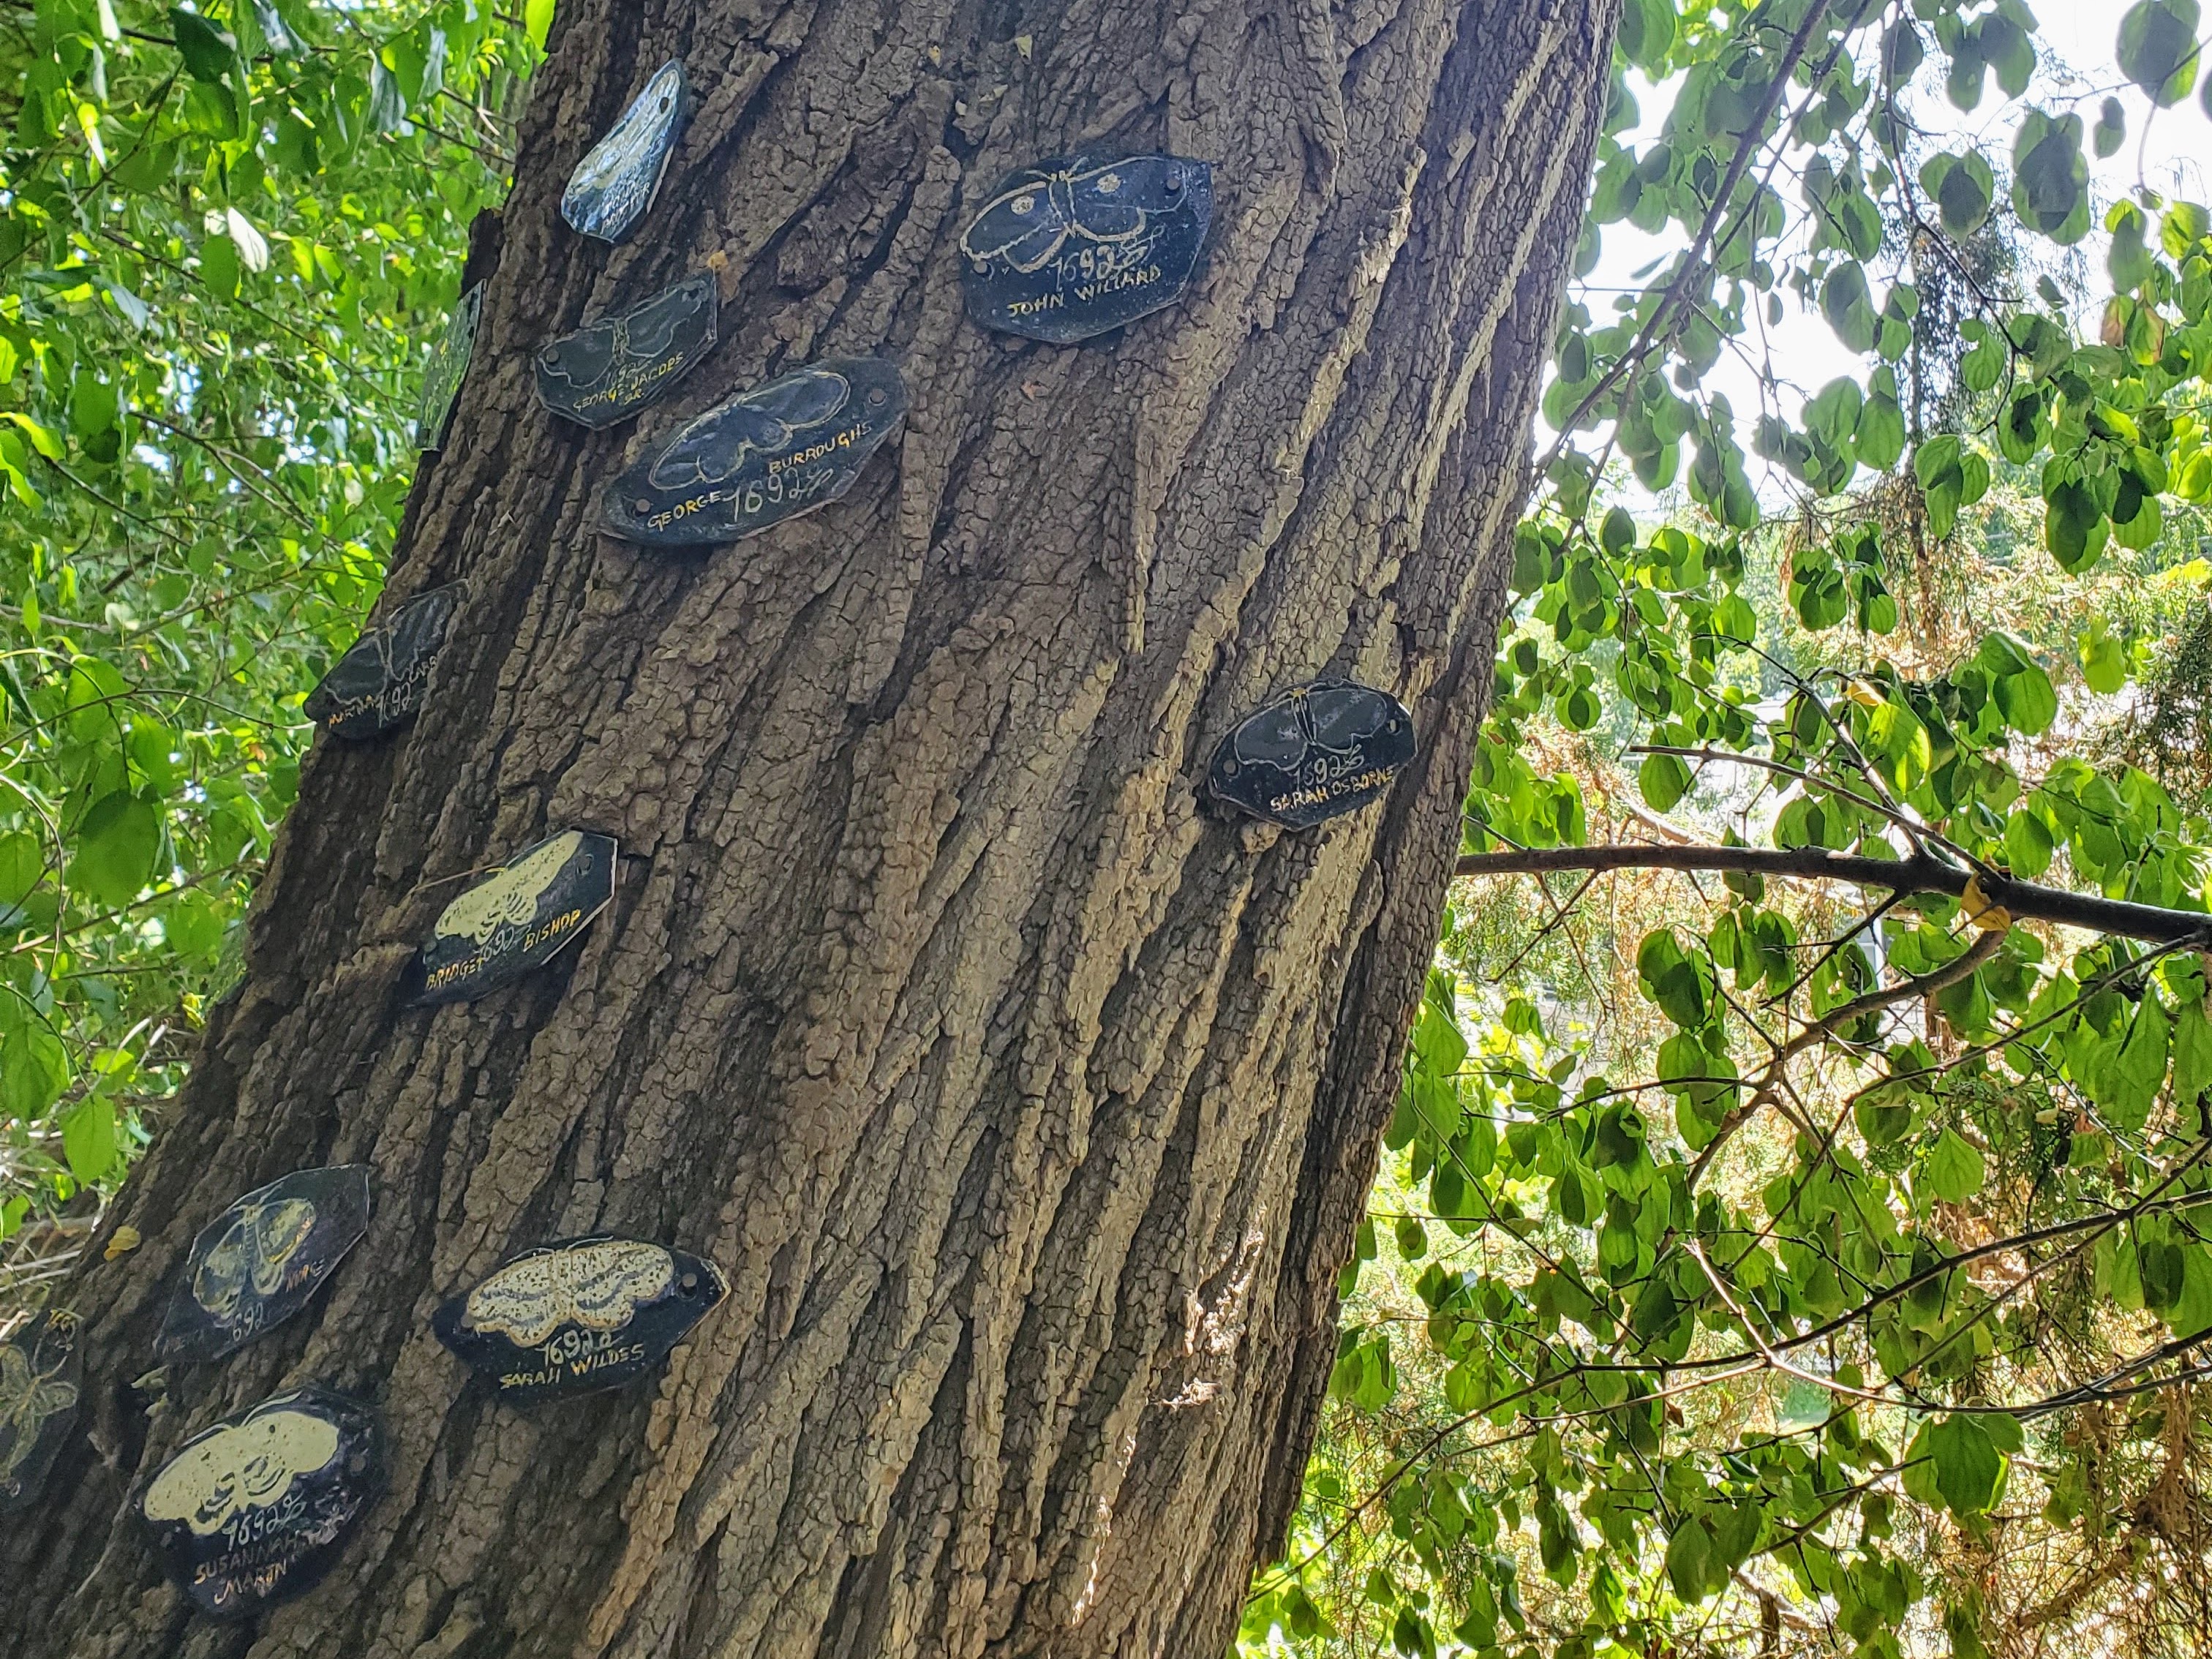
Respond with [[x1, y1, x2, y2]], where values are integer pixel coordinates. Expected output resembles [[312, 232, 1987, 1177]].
[[464, 1240, 674, 1347]]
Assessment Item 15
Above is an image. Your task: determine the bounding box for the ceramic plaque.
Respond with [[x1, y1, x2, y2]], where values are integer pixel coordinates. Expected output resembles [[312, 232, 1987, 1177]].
[[415, 282, 484, 451], [0, 1311, 80, 1513], [433, 1235, 727, 1404], [536, 274, 719, 429], [1206, 677, 1415, 830], [407, 830, 617, 1006], [562, 59, 687, 244], [960, 153, 1214, 343], [304, 584, 462, 740], [141, 1387, 383, 1618], [156, 1167, 373, 1364], [600, 356, 907, 547]]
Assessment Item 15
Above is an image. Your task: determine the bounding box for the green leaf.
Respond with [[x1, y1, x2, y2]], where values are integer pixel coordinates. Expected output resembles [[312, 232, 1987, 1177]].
[[1924, 1129, 1986, 1203], [526, 0, 557, 50], [1639, 751, 1693, 812], [69, 791, 160, 909], [0, 1005, 69, 1124], [1925, 1415, 2004, 1517], [2012, 111, 2092, 244], [2118, 0, 2202, 105], [61, 1096, 118, 1184], [168, 6, 238, 81]]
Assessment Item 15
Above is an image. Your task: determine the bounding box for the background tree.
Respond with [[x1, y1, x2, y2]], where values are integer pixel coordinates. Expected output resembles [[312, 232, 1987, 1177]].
[[0, 2, 1611, 1658]]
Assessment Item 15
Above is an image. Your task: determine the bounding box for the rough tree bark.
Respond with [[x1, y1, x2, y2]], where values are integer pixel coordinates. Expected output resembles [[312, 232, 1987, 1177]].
[[3, 1, 1611, 1654]]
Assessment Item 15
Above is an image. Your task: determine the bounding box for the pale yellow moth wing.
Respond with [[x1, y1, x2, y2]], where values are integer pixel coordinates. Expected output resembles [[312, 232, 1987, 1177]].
[[144, 1407, 342, 1537], [435, 831, 584, 945]]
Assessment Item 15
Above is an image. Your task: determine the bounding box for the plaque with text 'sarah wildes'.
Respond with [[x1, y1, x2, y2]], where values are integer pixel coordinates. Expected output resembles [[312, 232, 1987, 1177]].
[[0, 1310, 81, 1514], [562, 59, 688, 244], [960, 153, 1214, 343], [600, 357, 907, 547], [141, 1387, 383, 1619], [536, 273, 719, 430], [406, 830, 617, 1006], [304, 584, 461, 740], [433, 1236, 728, 1404], [1206, 677, 1416, 830], [156, 1166, 373, 1364]]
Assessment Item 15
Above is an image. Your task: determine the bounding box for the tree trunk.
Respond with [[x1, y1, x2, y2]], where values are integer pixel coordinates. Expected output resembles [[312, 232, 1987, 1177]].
[[2, 1, 1610, 1654]]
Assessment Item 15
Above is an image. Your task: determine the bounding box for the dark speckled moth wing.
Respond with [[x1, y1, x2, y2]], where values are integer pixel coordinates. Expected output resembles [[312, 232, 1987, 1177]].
[[0, 1311, 81, 1513], [304, 584, 462, 740], [156, 1166, 373, 1363], [1206, 678, 1415, 830], [405, 830, 618, 1006], [561, 59, 688, 244], [141, 1386, 383, 1619], [960, 153, 1214, 343], [536, 273, 719, 429], [415, 282, 484, 451], [600, 356, 908, 547], [432, 1235, 728, 1404]]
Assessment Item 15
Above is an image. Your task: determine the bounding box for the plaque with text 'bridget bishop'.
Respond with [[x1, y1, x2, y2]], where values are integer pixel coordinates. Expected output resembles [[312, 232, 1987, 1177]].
[[599, 357, 907, 547], [405, 830, 617, 1006]]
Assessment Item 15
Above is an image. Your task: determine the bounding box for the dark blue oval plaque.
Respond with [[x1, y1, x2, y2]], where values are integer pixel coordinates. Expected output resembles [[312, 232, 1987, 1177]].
[[960, 153, 1214, 343], [536, 274, 719, 430], [600, 357, 907, 548], [141, 1386, 383, 1619], [304, 584, 462, 740], [0, 1310, 80, 1513], [157, 1166, 373, 1363], [433, 1235, 727, 1404], [1206, 678, 1415, 830]]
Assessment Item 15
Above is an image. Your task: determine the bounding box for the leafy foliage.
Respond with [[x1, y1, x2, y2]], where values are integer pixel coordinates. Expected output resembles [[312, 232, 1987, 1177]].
[[0, 0, 532, 1242]]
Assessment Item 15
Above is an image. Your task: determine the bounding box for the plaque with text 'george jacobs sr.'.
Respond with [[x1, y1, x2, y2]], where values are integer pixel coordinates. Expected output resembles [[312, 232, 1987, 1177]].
[[140, 1387, 384, 1619], [536, 273, 719, 430], [304, 584, 461, 740], [1206, 677, 1416, 830], [959, 152, 1214, 343], [156, 1166, 373, 1363], [405, 830, 617, 1006], [562, 59, 688, 244], [0, 1310, 81, 1513], [600, 357, 906, 547], [433, 1236, 728, 1404]]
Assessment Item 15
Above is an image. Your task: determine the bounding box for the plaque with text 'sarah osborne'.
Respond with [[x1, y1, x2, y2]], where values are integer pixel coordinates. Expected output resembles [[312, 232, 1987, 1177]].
[[156, 1165, 373, 1364], [304, 584, 462, 740], [960, 152, 1214, 343], [433, 1236, 728, 1404], [405, 830, 617, 1006], [0, 1310, 81, 1514], [140, 1386, 384, 1619], [562, 59, 688, 244], [600, 357, 907, 548], [1206, 677, 1416, 830], [535, 273, 719, 430]]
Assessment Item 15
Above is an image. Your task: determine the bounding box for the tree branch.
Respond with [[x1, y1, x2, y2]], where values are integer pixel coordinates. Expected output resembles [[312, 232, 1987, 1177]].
[[1453, 844, 2212, 946]]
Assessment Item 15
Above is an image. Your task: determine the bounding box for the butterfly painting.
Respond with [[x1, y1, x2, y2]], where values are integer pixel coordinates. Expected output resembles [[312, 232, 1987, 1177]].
[[434, 1235, 728, 1404], [601, 356, 908, 547], [1205, 677, 1416, 830], [562, 59, 688, 244], [535, 273, 720, 429], [305, 583, 462, 740], [410, 829, 617, 1005], [960, 152, 1214, 342], [0, 1312, 80, 1512], [415, 283, 484, 451], [157, 1165, 373, 1363], [141, 1387, 383, 1617]]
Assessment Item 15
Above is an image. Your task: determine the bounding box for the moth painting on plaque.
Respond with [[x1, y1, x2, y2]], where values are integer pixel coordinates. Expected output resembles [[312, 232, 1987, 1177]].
[[304, 584, 462, 740], [141, 1387, 383, 1618], [562, 59, 688, 244], [407, 830, 617, 1006], [0, 1310, 80, 1513], [601, 356, 907, 547], [535, 273, 719, 429], [415, 282, 484, 451], [433, 1236, 728, 1404], [960, 153, 1214, 343], [1206, 677, 1416, 830], [156, 1166, 374, 1364]]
